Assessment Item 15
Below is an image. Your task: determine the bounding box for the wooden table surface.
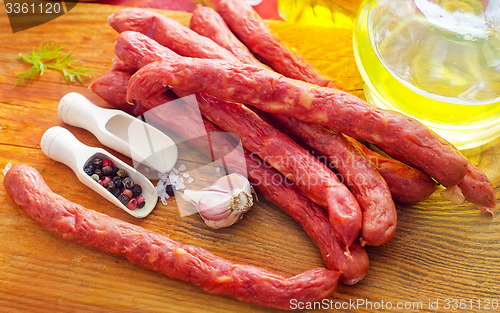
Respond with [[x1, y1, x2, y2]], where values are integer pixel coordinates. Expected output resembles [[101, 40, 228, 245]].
[[1, 2, 499, 312]]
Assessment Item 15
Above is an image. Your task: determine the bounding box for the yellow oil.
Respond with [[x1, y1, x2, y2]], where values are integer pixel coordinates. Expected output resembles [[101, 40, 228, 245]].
[[353, 0, 500, 149], [278, 0, 363, 28]]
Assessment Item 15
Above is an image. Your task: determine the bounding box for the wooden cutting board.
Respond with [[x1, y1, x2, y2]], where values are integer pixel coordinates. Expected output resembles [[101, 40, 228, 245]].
[[1, 2, 499, 312]]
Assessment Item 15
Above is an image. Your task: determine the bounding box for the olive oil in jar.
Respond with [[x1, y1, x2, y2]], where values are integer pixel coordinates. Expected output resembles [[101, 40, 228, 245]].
[[278, 0, 363, 28], [353, 0, 500, 149]]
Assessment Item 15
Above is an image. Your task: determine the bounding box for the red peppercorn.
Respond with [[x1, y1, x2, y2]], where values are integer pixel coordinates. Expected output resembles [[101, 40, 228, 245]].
[[102, 176, 112, 188], [122, 189, 133, 198], [102, 159, 114, 168], [136, 196, 145, 209], [127, 198, 138, 210]]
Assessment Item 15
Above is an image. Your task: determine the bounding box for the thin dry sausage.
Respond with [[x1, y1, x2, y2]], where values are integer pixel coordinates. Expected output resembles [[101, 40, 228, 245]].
[[186, 7, 437, 206], [190, 6, 267, 68], [213, 0, 337, 88], [271, 114, 396, 246], [115, 31, 363, 247], [126, 57, 469, 188], [4, 164, 340, 310], [92, 53, 369, 286], [346, 137, 437, 205], [194, 92, 363, 248], [108, 8, 240, 63]]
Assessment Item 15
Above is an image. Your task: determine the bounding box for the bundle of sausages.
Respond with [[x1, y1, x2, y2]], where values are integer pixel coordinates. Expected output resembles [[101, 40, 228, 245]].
[[5, 0, 496, 310]]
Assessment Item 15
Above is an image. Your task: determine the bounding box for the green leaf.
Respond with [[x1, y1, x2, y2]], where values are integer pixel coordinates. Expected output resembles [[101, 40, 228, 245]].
[[15, 43, 93, 87]]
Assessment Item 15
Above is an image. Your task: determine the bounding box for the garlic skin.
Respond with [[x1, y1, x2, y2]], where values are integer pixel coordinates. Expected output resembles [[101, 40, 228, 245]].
[[182, 173, 254, 229]]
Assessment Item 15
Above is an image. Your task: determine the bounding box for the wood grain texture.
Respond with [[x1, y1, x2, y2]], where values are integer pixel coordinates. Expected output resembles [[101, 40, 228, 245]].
[[0, 2, 499, 312]]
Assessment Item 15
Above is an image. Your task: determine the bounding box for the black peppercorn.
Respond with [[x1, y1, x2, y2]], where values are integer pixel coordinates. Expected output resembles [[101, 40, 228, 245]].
[[87, 156, 146, 209], [102, 165, 113, 177], [131, 184, 142, 198], [93, 168, 103, 178], [92, 157, 103, 168], [165, 184, 174, 196], [107, 180, 115, 190], [122, 176, 134, 189], [84, 165, 94, 176], [112, 176, 123, 189], [118, 193, 130, 206], [109, 187, 121, 198]]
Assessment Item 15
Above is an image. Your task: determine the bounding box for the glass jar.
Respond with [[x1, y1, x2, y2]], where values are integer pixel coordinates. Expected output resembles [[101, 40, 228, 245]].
[[353, 0, 500, 149], [278, 0, 363, 28]]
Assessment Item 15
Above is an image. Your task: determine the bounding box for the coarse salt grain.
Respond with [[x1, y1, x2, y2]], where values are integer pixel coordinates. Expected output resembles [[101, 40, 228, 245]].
[[160, 197, 169, 205], [182, 173, 190, 178], [156, 172, 173, 206], [178, 164, 186, 171], [155, 183, 165, 193], [187, 177, 194, 183], [168, 172, 186, 190], [155, 169, 191, 206]]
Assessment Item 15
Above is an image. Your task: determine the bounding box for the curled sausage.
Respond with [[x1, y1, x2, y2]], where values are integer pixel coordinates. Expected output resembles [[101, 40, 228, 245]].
[[4, 164, 340, 310]]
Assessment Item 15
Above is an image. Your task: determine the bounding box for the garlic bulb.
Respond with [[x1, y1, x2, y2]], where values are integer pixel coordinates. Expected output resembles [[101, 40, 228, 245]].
[[182, 173, 254, 229]]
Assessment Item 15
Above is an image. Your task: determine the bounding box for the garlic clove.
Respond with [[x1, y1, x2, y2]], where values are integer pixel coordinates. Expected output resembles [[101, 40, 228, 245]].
[[182, 189, 228, 205], [181, 173, 254, 229], [198, 194, 233, 221], [211, 173, 250, 192], [203, 211, 244, 229]]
